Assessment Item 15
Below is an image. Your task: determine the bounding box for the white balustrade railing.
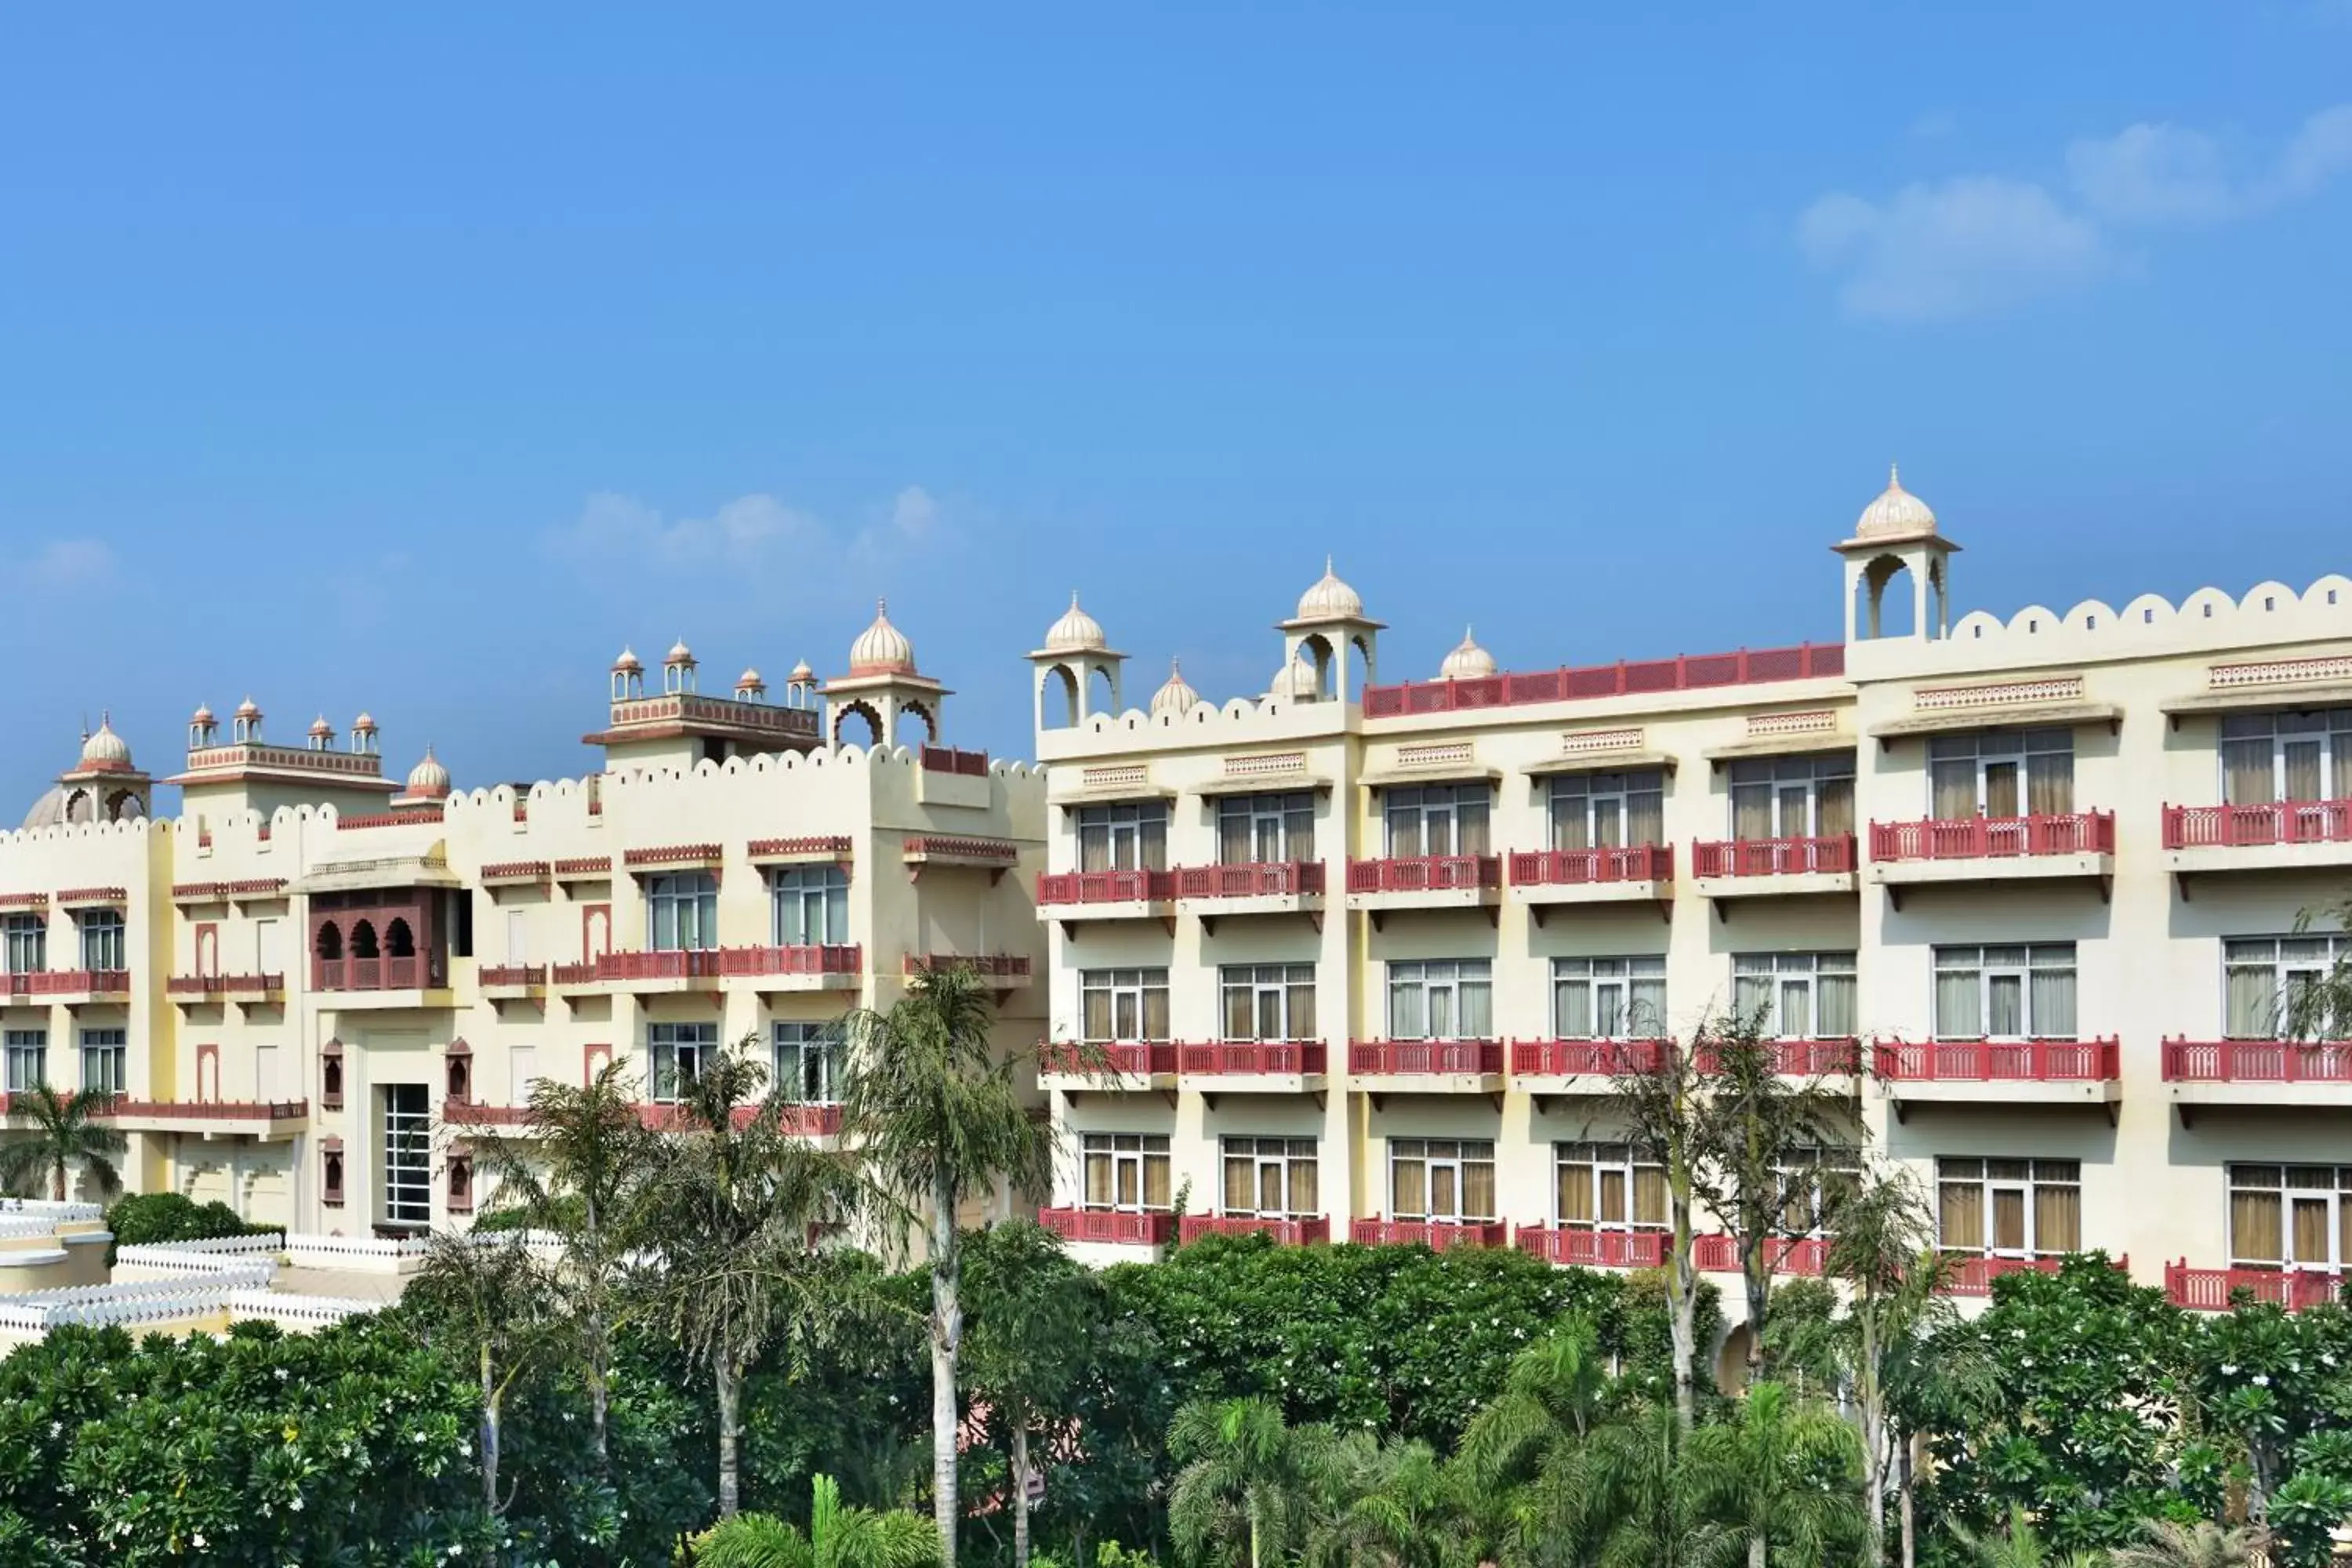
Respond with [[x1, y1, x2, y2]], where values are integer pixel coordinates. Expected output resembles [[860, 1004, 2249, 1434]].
[[120, 1231, 285, 1258], [0, 1200, 104, 1221]]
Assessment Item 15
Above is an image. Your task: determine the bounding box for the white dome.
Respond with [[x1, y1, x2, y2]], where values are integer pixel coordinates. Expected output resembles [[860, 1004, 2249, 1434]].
[[234, 696, 261, 720], [191, 702, 215, 725], [612, 646, 642, 673], [735, 666, 764, 691], [352, 712, 378, 733], [1269, 654, 1322, 702], [1294, 557, 1365, 622], [404, 746, 452, 799], [848, 599, 916, 673], [1439, 627, 1497, 681], [308, 715, 335, 739], [1043, 593, 1107, 653], [1149, 659, 1200, 718], [664, 639, 695, 666], [1856, 463, 1938, 540], [79, 716, 133, 770], [20, 785, 66, 832], [788, 659, 815, 684]]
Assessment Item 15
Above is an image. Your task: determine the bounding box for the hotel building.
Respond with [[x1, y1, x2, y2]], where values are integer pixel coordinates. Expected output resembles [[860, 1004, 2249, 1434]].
[[0, 605, 1046, 1237], [1029, 470, 2352, 1315]]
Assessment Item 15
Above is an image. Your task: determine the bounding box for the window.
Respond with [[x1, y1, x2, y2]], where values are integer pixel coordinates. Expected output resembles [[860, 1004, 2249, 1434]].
[[1390, 1138, 1497, 1222], [2227, 1164, 2352, 1271], [647, 873, 718, 952], [1081, 968, 1171, 1042], [2220, 710, 2352, 805], [79, 1029, 125, 1097], [1077, 801, 1168, 873], [1218, 792, 1315, 864], [774, 1022, 845, 1104], [1730, 755, 1855, 840], [2225, 936, 2351, 1039], [1220, 1136, 1319, 1218], [78, 912, 125, 973], [1387, 959, 1492, 1040], [1083, 1133, 1172, 1212], [1548, 770, 1664, 850], [1555, 1142, 1666, 1231], [1779, 1146, 1862, 1237], [383, 1083, 430, 1227], [649, 1022, 718, 1102], [1933, 944, 2077, 1040], [1385, 785, 1490, 858], [1936, 1157, 2081, 1257], [1733, 953, 1857, 1038], [2, 914, 45, 975], [3, 1030, 45, 1093], [1928, 728, 2074, 818], [770, 866, 848, 947], [1552, 956, 1665, 1039], [1221, 964, 1316, 1041]]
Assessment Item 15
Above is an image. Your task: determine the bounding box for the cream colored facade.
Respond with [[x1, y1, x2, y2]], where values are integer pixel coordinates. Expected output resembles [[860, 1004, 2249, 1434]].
[[1029, 474, 2352, 1316], [0, 608, 1047, 1238]]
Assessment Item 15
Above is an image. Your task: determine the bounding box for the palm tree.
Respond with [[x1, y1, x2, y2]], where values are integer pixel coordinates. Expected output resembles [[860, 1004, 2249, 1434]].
[[840, 964, 1052, 1565], [1301, 1435, 1475, 1568], [1168, 1396, 1349, 1568], [1676, 1380, 1865, 1568], [2110, 1519, 2263, 1568], [1951, 1504, 2108, 1568], [686, 1473, 941, 1567], [644, 1043, 866, 1519], [960, 1218, 1092, 1568], [403, 1230, 550, 1530], [473, 1058, 655, 1472], [0, 1086, 124, 1201], [1558, 1398, 1694, 1568], [1453, 1316, 1613, 1559]]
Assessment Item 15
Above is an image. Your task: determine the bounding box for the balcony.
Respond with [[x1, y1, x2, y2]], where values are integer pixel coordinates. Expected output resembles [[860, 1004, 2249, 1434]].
[[2161, 800, 2352, 882], [1348, 1218, 1508, 1251], [1347, 1038, 1503, 1096], [0, 970, 132, 1004], [585, 946, 862, 993], [92, 1098, 309, 1137], [1345, 855, 1501, 919], [1512, 1037, 1671, 1098], [1178, 1214, 1330, 1247], [1693, 1233, 1828, 1276], [1935, 1254, 2092, 1298], [1866, 811, 2116, 897], [441, 1100, 535, 1128], [310, 956, 445, 1000], [1873, 1038, 2122, 1115], [1175, 1040, 1328, 1098], [1513, 1225, 1668, 1270], [477, 964, 546, 995], [635, 1102, 844, 1138], [1037, 1207, 1177, 1250], [167, 973, 285, 1007], [1035, 869, 1177, 926], [1174, 861, 1327, 924], [1363, 641, 1845, 719], [1690, 835, 1857, 902], [1507, 845, 1674, 913], [2160, 1038, 2352, 1115], [1692, 1037, 1863, 1083], [905, 953, 1031, 984], [2165, 1261, 2346, 1313], [1036, 1041, 1179, 1094]]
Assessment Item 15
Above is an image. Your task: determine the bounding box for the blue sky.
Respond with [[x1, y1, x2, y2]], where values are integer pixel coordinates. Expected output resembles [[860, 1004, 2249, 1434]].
[[3, 5, 2349, 813]]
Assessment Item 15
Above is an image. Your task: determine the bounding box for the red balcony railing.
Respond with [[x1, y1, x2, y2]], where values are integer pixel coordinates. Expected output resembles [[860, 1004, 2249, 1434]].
[[2162, 800, 2352, 850], [2161, 1038, 2352, 1084], [1345, 855, 1501, 895], [1691, 835, 1856, 878], [311, 956, 427, 991], [1176, 1040, 1328, 1076], [1363, 642, 1843, 718], [94, 1098, 308, 1122], [1513, 1225, 1669, 1269], [905, 953, 1030, 978], [1036, 869, 1177, 906], [1039, 1041, 1179, 1077], [586, 946, 862, 982], [597, 949, 724, 981], [478, 964, 546, 988], [1693, 1233, 1829, 1276], [1868, 811, 2115, 862], [722, 945, 862, 978], [550, 962, 600, 985], [1174, 861, 1327, 898], [1935, 1253, 2127, 1298], [1510, 1037, 1673, 1076], [634, 1101, 844, 1137], [1693, 1038, 1863, 1076], [1037, 1207, 1177, 1247], [1349, 1218, 1508, 1251], [1874, 1038, 2120, 1082], [1348, 1039, 1504, 1075], [2, 970, 132, 999], [1508, 844, 1673, 887], [441, 1101, 534, 1127], [920, 745, 990, 776], [1178, 1214, 1330, 1247], [2165, 1261, 2346, 1312], [166, 972, 283, 998]]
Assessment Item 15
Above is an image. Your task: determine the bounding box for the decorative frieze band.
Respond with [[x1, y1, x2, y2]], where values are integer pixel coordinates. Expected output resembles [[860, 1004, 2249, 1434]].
[[1395, 741, 1473, 769], [1081, 764, 1147, 791], [1560, 727, 1644, 756], [1745, 710, 1837, 739], [1225, 751, 1308, 779], [1915, 675, 2084, 711], [2209, 654, 2352, 690]]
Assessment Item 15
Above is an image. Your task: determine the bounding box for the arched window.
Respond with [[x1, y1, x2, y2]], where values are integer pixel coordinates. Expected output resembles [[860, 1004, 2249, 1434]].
[[385, 917, 416, 958], [314, 922, 344, 961], [350, 920, 380, 960], [446, 1054, 471, 1102]]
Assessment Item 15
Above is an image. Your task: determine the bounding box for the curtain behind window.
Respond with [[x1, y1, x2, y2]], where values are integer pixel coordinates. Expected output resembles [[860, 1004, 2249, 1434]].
[[1457, 797, 1492, 855], [1389, 976, 1427, 1039], [1392, 1152, 1425, 1218], [1733, 783, 1774, 841], [1817, 777, 1856, 836], [1932, 760, 1977, 820], [1733, 971, 1773, 1025], [1555, 978, 1592, 1037], [1286, 975, 1316, 1040], [1557, 1163, 1594, 1225], [2034, 1185, 2081, 1252], [1459, 975, 1493, 1037], [1287, 1156, 1318, 1215], [1632, 1164, 1667, 1227], [2030, 968, 2077, 1038], [1940, 1182, 1984, 1249], [1220, 811, 1251, 865], [1818, 974, 1857, 1036], [2026, 753, 2074, 815], [1142, 985, 1170, 1041], [1627, 780, 1664, 847], [2285, 741, 2325, 804], [1388, 802, 1424, 858], [1142, 1152, 1171, 1208], [1551, 789, 1589, 851], [2227, 960, 2276, 1037], [1936, 964, 1982, 1036], [1464, 1160, 1496, 1220], [1223, 1154, 1254, 1213], [2292, 1196, 2332, 1264]]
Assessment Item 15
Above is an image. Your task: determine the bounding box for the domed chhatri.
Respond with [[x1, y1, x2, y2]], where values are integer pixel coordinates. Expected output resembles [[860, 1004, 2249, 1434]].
[[1439, 626, 1497, 681], [190, 702, 215, 726], [788, 659, 815, 685], [79, 713, 134, 771], [611, 646, 643, 674], [1269, 653, 1322, 702], [1855, 463, 1938, 541], [403, 746, 452, 800], [1149, 658, 1200, 719], [735, 666, 765, 695], [234, 696, 261, 720], [1042, 592, 1107, 654], [308, 715, 336, 739], [848, 598, 917, 675], [352, 712, 378, 734], [665, 639, 695, 667], [1293, 556, 1366, 622]]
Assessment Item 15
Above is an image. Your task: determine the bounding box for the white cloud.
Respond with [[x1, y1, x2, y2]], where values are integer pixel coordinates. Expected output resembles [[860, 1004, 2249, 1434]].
[[1796, 177, 2105, 321], [23, 539, 114, 587], [1802, 102, 2352, 321], [544, 485, 957, 585]]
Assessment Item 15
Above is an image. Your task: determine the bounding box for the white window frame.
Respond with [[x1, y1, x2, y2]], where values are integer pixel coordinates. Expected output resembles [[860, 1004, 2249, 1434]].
[[1552, 956, 1665, 1040], [1077, 800, 1168, 873], [1220, 963, 1316, 1042], [649, 1021, 719, 1102], [1219, 1134, 1319, 1219], [78, 911, 125, 973], [1389, 1138, 1497, 1222], [1548, 769, 1666, 850], [2, 914, 45, 975], [383, 1082, 431, 1227], [2226, 1163, 2352, 1272], [1936, 1156, 2081, 1259], [3, 1029, 46, 1094], [1728, 755, 1854, 839], [1218, 792, 1315, 864], [647, 873, 718, 953], [769, 865, 849, 947], [1932, 944, 2077, 1041], [1080, 967, 1171, 1043], [1386, 959, 1492, 1041], [1383, 785, 1490, 858], [1778, 1146, 1862, 1238], [2223, 935, 2351, 1040], [1927, 728, 2074, 818], [1081, 1132, 1173, 1214], [2220, 710, 2352, 804], [78, 1028, 125, 1097], [1732, 952, 1857, 1039], [1553, 1140, 1667, 1232], [772, 1022, 844, 1104]]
